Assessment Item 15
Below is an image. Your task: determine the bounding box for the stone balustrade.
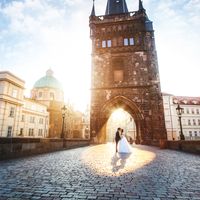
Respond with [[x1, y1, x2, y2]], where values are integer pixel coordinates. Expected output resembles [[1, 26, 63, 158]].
[[0, 137, 90, 160]]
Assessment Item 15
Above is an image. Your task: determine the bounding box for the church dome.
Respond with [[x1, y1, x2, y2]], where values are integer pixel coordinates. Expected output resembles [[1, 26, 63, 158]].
[[34, 69, 63, 90]]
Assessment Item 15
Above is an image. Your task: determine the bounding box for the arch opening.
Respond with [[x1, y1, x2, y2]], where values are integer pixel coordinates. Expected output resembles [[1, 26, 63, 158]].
[[106, 108, 136, 143], [92, 96, 145, 144]]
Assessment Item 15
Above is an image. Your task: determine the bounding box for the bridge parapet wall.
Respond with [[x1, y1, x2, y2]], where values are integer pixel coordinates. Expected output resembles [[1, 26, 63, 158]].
[[167, 140, 200, 155], [0, 137, 90, 160]]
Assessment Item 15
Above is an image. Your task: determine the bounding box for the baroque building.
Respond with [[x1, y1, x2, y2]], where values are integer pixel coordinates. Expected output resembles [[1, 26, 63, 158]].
[[31, 69, 64, 138], [89, 0, 167, 144], [163, 93, 200, 140], [0, 71, 49, 137]]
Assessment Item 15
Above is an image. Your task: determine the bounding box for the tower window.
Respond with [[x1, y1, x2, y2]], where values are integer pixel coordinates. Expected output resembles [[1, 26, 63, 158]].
[[129, 38, 135, 45], [124, 38, 128, 46], [102, 40, 106, 48], [124, 38, 135, 46], [102, 40, 112, 48], [107, 40, 112, 48]]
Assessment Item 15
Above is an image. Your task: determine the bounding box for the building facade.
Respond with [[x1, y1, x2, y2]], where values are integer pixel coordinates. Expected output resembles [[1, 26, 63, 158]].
[[31, 69, 64, 138], [0, 71, 49, 137], [89, 0, 166, 144], [163, 93, 200, 140]]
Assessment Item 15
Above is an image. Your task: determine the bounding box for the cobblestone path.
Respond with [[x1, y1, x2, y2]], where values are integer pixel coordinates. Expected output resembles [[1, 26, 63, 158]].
[[0, 144, 199, 200]]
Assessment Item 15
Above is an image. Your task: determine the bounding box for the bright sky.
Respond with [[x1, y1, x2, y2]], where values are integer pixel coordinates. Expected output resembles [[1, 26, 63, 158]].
[[0, 0, 200, 112]]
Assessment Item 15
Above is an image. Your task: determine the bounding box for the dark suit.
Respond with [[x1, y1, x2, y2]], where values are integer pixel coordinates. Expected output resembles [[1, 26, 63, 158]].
[[115, 131, 121, 152]]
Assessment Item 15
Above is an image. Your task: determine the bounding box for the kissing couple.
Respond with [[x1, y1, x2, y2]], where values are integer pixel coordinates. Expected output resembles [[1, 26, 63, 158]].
[[115, 127, 132, 153]]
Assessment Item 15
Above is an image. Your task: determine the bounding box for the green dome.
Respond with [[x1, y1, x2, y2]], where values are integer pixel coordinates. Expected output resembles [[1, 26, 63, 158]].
[[34, 69, 63, 90]]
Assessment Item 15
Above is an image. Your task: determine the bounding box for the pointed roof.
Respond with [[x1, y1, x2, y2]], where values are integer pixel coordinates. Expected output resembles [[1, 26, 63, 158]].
[[139, 0, 145, 12], [90, 0, 96, 17], [105, 0, 128, 15]]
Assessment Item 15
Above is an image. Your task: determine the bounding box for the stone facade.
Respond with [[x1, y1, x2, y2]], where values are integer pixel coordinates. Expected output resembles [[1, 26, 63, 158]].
[[0, 71, 49, 138], [89, 0, 167, 144]]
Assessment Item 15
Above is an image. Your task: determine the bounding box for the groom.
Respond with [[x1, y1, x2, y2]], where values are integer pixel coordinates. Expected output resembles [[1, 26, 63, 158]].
[[115, 127, 121, 152]]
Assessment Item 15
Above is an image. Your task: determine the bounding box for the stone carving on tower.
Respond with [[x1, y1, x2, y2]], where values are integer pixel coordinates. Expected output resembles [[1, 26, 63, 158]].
[[89, 0, 167, 144]]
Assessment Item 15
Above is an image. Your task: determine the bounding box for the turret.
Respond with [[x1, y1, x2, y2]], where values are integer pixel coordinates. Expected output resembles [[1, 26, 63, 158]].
[[105, 0, 128, 15], [90, 0, 96, 17]]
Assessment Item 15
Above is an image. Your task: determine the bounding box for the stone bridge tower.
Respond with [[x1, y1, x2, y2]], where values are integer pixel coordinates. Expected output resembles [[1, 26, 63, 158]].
[[89, 0, 167, 145]]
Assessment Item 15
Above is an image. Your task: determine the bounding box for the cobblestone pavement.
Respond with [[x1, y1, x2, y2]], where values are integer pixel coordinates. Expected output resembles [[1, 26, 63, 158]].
[[0, 144, 200, 200]]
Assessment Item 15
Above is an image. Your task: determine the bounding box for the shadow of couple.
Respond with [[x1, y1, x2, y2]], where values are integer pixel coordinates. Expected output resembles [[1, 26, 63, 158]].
[[111, 153, 131, 173]]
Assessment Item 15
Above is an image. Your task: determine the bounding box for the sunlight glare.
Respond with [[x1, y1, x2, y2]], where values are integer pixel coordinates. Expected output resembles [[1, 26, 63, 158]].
[[111, 108, 126, 121]]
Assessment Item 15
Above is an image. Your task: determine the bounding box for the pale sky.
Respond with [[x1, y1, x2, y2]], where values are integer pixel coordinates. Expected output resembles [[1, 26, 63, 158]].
[[0, 0, 200, 111]]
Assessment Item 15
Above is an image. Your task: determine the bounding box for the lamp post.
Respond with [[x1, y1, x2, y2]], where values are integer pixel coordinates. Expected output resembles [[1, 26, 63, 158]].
[[176, 104, 185, 140], [61, 105, 67, 139]]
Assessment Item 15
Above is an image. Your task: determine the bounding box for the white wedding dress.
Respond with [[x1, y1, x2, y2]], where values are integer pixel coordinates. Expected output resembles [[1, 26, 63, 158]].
[[118, 135, 132, 153]]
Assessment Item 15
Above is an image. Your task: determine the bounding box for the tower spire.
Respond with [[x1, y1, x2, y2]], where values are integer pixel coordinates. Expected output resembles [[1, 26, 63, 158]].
[[105, 0, 128, 15], [139, 0, 145, 12], [90, 0, 96, 17]]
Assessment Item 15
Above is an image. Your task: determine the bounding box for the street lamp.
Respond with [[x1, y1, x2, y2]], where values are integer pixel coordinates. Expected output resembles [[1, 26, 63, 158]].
[[176, 104, 185, 140], [61, 105, 67, 138]]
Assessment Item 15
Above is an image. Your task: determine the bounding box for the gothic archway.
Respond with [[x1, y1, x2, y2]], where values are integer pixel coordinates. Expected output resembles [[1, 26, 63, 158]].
[[93, 96, 145, 144]]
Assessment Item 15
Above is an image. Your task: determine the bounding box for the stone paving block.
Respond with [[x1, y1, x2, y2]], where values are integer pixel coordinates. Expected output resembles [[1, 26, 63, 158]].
[[0, 145, 199, 200]]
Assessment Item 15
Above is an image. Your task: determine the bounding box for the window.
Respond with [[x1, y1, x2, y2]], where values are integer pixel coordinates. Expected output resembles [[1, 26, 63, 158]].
[[188, 119, 191, 126], [124, 38, 135, 46], [189, 131, 192, 137], [96, 39, 101, 48], [102, 40, 112, 48], [19, 128, 23, 136], [7, 126, 12, 137], [192, 109, 195, 114], [38, 129, 43, 136], [193, 119, 196, 125], [102, 40, 106, 48], [186, 109, 190, 114], [129, 38, 135, 45], [21, 115, 25, 122], [124, 38, 129, 46], [39, 118, 44, 124], [9, 107, 15, 117], [194, 131, 197, 137], [107, 40, 112, 48], [12, 89, 18, 98], [30, 116, 35, 123], [197, 109, 199, 114], [39, 92, 42, 98], [28, 129, 34, 136], [198, 119, 200, 125], [114, 70, 124, 83]]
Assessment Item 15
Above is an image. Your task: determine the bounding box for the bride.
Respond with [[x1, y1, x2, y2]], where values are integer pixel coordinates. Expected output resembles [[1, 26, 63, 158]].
[[118, 129, 132, 153]]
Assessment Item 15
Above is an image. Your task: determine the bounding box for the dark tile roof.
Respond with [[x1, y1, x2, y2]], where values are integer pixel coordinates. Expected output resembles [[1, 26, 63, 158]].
[[105, 0, 128, 15]]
